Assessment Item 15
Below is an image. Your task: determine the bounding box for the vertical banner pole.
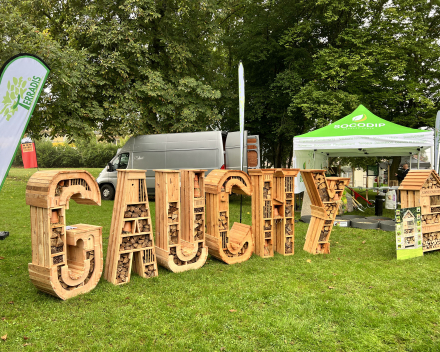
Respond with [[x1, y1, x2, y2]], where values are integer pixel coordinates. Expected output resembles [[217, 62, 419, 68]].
[[435, 111, 440, 172], [239, 62, 245, 223]]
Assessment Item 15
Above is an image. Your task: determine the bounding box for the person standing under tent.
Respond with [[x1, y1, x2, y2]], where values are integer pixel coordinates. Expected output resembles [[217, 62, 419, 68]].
[[395, 163, 409, 183]]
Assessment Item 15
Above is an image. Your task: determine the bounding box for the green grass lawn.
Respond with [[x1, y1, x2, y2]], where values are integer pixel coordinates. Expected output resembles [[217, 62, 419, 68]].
[[1, 168, 440, 351]]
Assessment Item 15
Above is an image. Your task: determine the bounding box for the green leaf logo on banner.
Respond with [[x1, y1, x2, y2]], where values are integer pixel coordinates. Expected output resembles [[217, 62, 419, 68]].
[[0, 77, 29, 121], [352, 114, 367, 122]]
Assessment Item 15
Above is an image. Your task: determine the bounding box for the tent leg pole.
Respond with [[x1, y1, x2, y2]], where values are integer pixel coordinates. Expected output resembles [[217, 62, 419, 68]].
[[366, 170, 369, 201], [418, 151, 420, 169], [352, 166, 355, 187], [387, 164, 390, 185]]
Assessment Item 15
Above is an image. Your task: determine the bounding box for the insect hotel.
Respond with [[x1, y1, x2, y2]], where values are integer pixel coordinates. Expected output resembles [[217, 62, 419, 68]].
[[205, 170, 254, 264], [26, 170, 103, 300], [300, 170, 350, 254], [249, 168, 299, 257], [104, 170, 157, 285], [399, 169, 440, 252], [154, 170, 208, 272]]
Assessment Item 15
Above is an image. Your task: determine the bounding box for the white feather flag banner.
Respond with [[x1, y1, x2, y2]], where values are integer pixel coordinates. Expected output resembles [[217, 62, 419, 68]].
[[0, 54, 50, 191], [238, 61, 245, 171]]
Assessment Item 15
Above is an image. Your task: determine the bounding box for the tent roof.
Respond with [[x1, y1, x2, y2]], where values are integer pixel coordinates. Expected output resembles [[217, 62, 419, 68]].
[[299, 105, 425, 138], [293, 105, 433, 157]]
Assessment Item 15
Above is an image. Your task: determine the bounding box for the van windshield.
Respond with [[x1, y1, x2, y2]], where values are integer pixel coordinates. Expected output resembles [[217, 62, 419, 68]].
[[111, 153, 129, 170]]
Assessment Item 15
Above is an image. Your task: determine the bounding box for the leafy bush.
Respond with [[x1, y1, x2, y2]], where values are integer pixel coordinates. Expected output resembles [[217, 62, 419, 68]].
[[13, 139, 120, 168], [76, 139, 119, 168]]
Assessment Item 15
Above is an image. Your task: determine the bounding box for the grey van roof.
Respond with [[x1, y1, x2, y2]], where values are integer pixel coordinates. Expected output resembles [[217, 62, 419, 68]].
[[120, 131, 223, 153]]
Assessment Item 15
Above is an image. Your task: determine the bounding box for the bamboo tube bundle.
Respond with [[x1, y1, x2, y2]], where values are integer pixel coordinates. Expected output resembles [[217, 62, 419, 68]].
[[423, 232, 440, 250]]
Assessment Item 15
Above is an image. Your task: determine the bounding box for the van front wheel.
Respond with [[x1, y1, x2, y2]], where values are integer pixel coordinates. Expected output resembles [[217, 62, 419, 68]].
[[100, 184, 115, 201]]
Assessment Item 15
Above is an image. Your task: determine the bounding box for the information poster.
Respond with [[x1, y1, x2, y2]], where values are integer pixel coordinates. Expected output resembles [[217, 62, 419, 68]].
[[395, 207, 423, 260]]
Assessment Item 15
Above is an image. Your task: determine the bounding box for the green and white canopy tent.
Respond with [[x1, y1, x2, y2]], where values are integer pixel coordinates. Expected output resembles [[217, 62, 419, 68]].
[[293, 105, 434, 193]]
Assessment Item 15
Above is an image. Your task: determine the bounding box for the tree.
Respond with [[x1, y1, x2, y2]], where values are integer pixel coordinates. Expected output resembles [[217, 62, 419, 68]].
[[220, 0, 440, 167], [2, 0, 225, 140]]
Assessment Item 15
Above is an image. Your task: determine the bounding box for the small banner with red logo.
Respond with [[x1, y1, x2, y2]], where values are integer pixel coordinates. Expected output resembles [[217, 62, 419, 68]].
[[21, 138, 38, 169]]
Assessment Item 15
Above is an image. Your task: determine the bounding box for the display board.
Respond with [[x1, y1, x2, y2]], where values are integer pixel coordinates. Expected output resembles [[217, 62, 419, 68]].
[[395, 207, 423, 260]]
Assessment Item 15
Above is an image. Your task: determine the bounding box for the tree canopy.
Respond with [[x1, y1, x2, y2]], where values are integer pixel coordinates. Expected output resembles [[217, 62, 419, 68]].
[[1, 0, 440, 166]]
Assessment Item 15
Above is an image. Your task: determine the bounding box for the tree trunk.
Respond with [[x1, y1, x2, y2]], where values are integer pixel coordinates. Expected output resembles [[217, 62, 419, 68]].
[[328, 157, 337, 174], [287, 146, 293, 168], [275, 140, 283, 168], [390, 156, 401, 180]]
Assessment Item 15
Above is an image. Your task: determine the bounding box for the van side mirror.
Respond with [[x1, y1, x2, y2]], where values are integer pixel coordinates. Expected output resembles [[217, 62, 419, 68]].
[[107, 162, 114, 172]]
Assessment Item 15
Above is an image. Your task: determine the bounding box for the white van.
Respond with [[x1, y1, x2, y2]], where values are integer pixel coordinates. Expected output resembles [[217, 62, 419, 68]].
[[97, 131, 259, 200]]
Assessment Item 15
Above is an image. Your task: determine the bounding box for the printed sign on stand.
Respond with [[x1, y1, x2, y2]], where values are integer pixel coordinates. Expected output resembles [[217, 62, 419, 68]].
[[395, 207, 423, 260]]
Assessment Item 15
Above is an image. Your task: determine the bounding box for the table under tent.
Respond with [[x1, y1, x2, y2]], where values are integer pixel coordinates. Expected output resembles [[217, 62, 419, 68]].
[[293, 105, 434, 194]]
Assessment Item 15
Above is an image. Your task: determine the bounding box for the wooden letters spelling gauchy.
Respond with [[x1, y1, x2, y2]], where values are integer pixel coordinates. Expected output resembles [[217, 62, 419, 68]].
[[25, 167, 344, 299], [26, 170, 103, 300]]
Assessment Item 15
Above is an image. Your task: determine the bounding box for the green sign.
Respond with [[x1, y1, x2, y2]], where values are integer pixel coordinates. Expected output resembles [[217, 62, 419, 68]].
[[367, 165, 379, 176]]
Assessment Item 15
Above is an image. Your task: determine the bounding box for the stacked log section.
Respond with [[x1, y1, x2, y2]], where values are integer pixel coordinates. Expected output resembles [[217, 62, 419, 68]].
[[422, 214, 440, 225], [315, 173, 329, 201], [206, 170, 254, 264], [120, 235, 153, 251], [51, 228, 64, 254], [125, 204, 149, 218], [169, 225, 179, 245], [422, 175, 440, 189], [168, 203, 179, 223], [104, 170, 158, 285], [154, 169, 208, 272], [219, 212, 228, 231], [116, 254, 131, 284], [194, 214, 204, 240], [144, 264, 156, 278], [400, 170, 440, 252], [26, 170, 103, 300]]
